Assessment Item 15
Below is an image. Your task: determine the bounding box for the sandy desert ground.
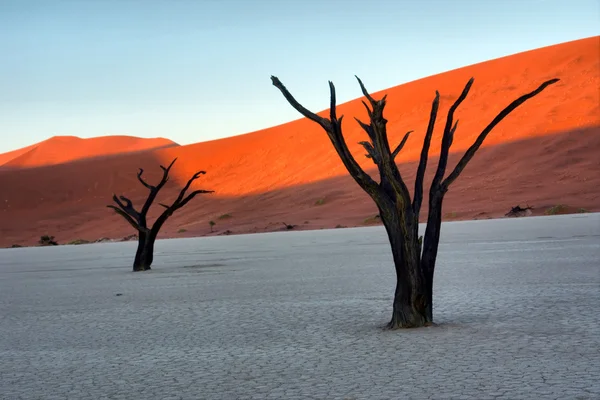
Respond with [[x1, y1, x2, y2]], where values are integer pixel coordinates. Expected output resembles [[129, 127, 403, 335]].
[[0, 36, 598, 247]]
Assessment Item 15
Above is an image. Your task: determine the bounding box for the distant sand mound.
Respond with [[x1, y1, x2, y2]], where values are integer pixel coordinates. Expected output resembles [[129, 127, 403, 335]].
[[0, 135, 178, 169]]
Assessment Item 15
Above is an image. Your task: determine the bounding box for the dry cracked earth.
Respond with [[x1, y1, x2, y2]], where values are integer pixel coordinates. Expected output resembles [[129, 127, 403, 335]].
[[1, 214, 599, 400]]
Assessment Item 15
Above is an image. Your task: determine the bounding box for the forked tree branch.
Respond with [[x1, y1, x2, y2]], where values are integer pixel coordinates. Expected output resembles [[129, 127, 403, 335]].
[[441, 78, 560, 190], [421, 77, 559, 281], [106, 205, 143, 231], [108, 158, 213, 235], [139, 158, 178, 216], [111, 194, 141, 222], [152, 171, 214, 232], [176, 189, 214, 210], [169, 170, 214, 211], [358, 140, 378, 162], [159, 158, 177, 184], [353, 77, 412, 206], [355, 75, 387, 110], [430, 78, 474, 194], [137, 169, 153, 190], [271, 76, 379, 196]]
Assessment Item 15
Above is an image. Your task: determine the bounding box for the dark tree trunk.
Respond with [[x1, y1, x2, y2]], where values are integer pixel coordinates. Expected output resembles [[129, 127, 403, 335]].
[[380, 208, 432, 329], [421, 192, 444, 319], [133, 231, 156, 272]]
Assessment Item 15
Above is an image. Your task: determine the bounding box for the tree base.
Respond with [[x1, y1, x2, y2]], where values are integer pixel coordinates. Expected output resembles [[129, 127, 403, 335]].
[[386, 305, 433, 329], [132, 265, 152, 272], [386, 319, 434, 330], [386, 321, 436, 330]]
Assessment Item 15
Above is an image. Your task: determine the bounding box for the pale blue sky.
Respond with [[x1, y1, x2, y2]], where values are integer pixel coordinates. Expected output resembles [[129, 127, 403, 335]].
[[0, 0, 598, 153]]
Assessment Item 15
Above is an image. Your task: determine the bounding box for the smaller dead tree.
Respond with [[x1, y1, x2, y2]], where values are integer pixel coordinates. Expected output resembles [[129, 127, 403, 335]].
[[108, 158, 213, 271]]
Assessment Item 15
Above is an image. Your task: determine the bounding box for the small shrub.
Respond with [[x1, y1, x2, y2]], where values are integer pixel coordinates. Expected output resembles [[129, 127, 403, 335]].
[[68, 239, 90, 245], [577, 208, 590, 213], [120, 234, 138, 242], [444, 212, 458, 219], [545, 204, 567, 215], [177, 228, 187, 233], [39, 235, 58, 246], [209, 221, 216, 232], [315, 198, 325, 206], [335, 224, 346, 229], [363, 215, 381, 225], [282, 222, 296, 230], [505, 205, 533, 218], [218, 213, 232, 220], [11, 244, 22, 248]]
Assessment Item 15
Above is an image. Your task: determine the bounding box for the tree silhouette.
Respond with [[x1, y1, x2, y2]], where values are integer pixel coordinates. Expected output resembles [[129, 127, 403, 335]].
[[108, 158, 213, 271], [272, 74, 559, 328]]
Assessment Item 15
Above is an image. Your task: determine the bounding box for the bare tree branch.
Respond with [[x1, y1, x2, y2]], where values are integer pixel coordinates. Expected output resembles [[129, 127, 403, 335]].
[[329, 81, 337, 122], [137, 169, 153, 190], [138, 158, 178, 216], [270, 76, 331, 131], [271, 75, 379, 196], [391, 131, 413, 159], [156, 158, 177, 189], [441, 78, 560, 190], [413, 91, 440, 215], [448, 120, 459, 148], [118, 195, 134, 210], [358, 141, 378, 162], [354, 76, 412, 206], [170, 170, 208, 207], [107, 205, 142, 231], [111, 194, 140, 221], [430, 78, 474, 193], [354, 117, 375, 141], [176, 189, 214, 210], [355, 75, 387, 108], [160, 158, 177, 176]]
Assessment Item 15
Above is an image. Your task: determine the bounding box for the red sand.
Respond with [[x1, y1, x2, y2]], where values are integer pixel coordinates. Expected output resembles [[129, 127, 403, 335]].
[[0, 135, 178, 169], [0, 36, 598, 247]]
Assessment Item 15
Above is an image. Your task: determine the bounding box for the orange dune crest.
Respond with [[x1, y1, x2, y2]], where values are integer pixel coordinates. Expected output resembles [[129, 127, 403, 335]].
[[156, 36, 600, 196], [0, 36, 598, 247], [0, 135, 178, 169]]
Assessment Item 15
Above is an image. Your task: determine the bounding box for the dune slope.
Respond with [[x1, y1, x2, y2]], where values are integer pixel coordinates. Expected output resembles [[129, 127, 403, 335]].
[[0, 36, 598, 247]]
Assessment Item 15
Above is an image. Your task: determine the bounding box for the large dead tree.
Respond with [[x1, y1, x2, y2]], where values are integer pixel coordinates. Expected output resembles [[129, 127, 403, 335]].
[[108, 158, 213, 272], [272, 75, 559, 329]]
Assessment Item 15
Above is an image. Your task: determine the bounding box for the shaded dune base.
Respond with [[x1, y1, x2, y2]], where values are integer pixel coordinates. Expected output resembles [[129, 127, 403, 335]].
[[0, 135, 178, 169], [0, 36, 599, 247], [0, 126, 598, 247]]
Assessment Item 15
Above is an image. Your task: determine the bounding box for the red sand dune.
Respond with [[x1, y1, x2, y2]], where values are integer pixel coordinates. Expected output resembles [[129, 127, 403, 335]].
[[0, 36, 598, 247], [0, 135, 178, 169]]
